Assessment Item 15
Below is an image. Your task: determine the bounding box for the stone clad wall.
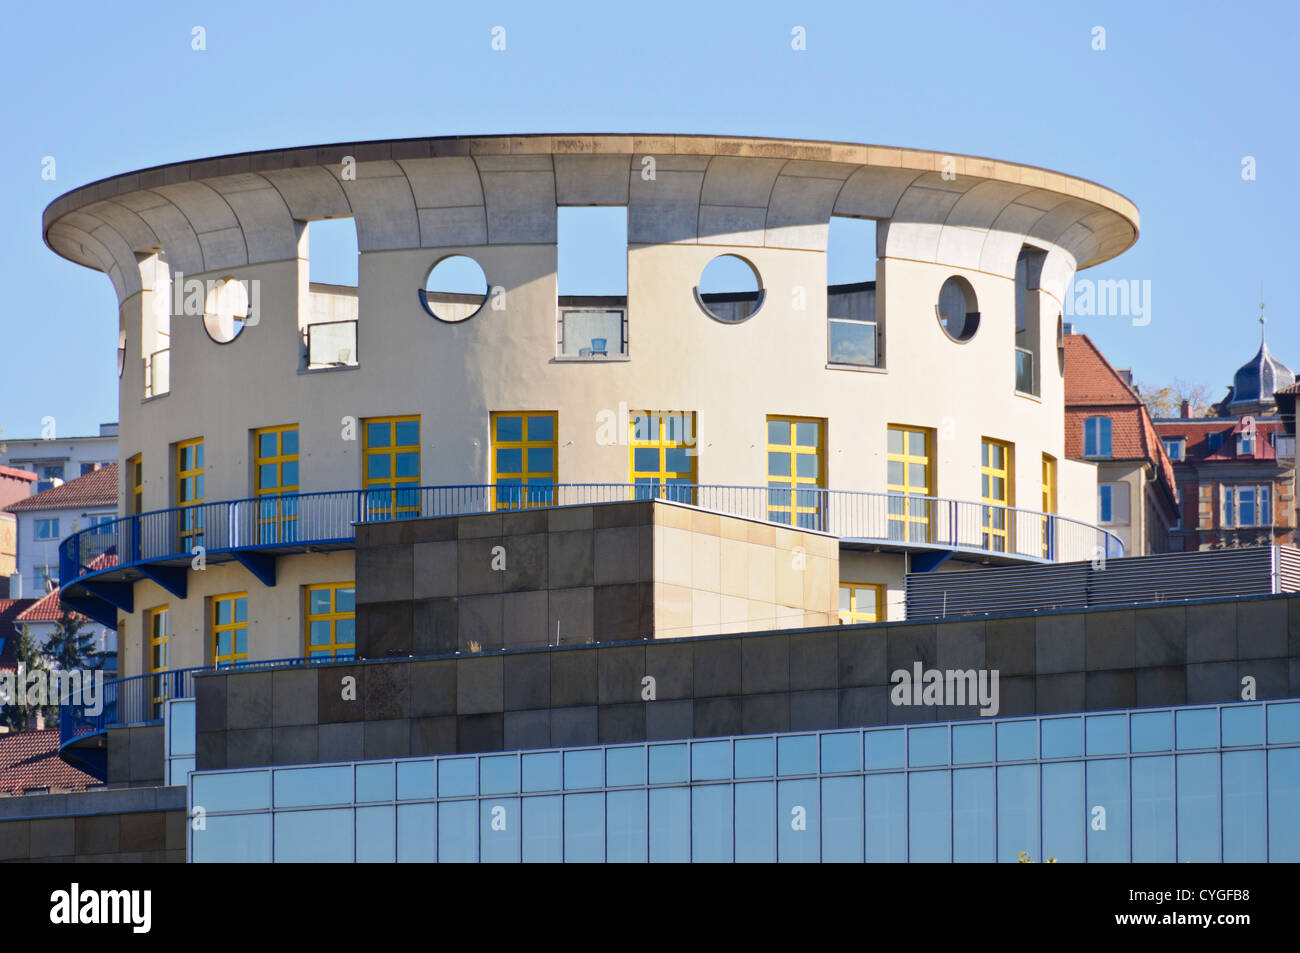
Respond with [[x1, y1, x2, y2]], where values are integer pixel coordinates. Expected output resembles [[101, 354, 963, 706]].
[[195, 593, 1300, 773]]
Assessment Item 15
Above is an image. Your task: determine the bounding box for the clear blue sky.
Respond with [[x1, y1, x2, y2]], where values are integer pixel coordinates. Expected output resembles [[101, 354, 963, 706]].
[[2, 0, 1296, 437]]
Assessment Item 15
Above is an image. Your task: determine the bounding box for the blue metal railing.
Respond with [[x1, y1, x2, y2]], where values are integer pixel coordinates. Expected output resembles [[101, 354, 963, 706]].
[[59, 483, 1123, 590], [58, 655, 339, 748]]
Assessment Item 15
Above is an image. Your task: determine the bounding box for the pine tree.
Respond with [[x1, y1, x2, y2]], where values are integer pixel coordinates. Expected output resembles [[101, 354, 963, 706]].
[[0, 625, 57, 731], [40, 606, 107, 673]]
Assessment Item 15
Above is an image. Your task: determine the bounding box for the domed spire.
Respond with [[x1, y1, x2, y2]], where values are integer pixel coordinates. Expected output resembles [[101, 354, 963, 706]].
[[1227, 298, 1294, 414]]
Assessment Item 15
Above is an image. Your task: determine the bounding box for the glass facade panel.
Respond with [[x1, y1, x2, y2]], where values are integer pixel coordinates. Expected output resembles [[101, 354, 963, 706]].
[[189, 700, 1300, 863], [735, 781, 777, 863]]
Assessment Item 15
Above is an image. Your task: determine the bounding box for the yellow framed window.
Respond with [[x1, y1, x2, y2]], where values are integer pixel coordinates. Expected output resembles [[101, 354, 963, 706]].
[[887, 426, 934, 542], [363, 416, 420, 519], [254, 425, 299, 543], [491, 412, 557, 509], [128, 454, 143, 515], [305, 583, 356, 659], [176, 438, 204, 551], [981, 438, 1015, 552], [839, 582, 884, 624], [146, 605, 170, 719], [1041, 454, 1057, 557], [630, 411, 697, 503], [212, 592, 249, 667], [766, 416, 825, 529]]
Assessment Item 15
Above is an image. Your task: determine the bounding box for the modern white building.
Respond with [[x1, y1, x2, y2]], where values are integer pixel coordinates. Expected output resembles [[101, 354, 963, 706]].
[[5, 465, 117, 598], [0, 424, 118, 493], [41, 134, 1139, 682]]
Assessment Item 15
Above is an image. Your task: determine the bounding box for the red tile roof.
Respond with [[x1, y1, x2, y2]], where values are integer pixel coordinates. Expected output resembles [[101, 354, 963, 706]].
[[3, 463, 117, 513], [1063, 335, 1178, 506], [0, 599, 37, 671], [1153, 417, 1286, 463], [16, 588, 73, 623], [0, 467, 37, 483], [0, 729, 97, 795]]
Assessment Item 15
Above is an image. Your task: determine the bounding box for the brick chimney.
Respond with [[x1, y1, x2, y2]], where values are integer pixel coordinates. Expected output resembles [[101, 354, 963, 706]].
[[1181, 400, 1192, 418]]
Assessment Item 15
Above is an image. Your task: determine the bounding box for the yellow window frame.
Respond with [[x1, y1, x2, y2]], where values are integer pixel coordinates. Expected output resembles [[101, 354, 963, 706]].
[[128, 454, 143, 515], [839, 582, 884, 624], [304, 582, 356, 659], [176, 438, 204, 551], [490, 411, 558, 510], [766, 415, 825, 528], [887, 425, 935, 543], [211, 592, 249, 667], [1041, 453, 1057, 557], [146, 605, 170, 719], [981, 437, 1015, 552], [363, 415, 420, 519], [629, 411, 697, 504], [254, 424, 300, 542]]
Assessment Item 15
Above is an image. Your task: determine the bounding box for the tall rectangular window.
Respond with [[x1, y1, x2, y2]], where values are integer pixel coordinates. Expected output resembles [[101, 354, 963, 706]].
[[557, 207, 629, 360], [766, 416, 825, 529], [211, 593, 248, 667], [176, 438, 204, 550], [1099, 482, 1130, 525], [887, 426, 933, 542], [254, 425, 300, 543], [827, 216, 881, 368], [630, 412, 697, 503], [128, 454, 143, 515], [981, 438, 1014, 552], [146, 605, 171, 719], [363, 416, 420, 519], [1083, 416, 1112, 457], [839, 582, 884, 624], [1041, 454, 1057, 558], [491, 412, 557, 509], [305, 583, 356, 659]]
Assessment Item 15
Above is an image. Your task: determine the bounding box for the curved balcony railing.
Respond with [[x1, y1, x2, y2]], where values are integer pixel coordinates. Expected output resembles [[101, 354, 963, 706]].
[[60, 483, 1123, 589]]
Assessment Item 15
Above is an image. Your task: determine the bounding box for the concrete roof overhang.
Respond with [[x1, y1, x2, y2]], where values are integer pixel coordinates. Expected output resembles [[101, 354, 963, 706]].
[[43, 133, 1140, 303]]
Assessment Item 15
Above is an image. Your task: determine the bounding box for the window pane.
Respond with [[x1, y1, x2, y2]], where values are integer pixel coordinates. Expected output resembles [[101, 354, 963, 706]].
[[192, 770, 269, 812], [274, 765, 351, 808], [480, 755, 519, 795], [1269, 748, 1300, 861], [275, 808, 353, 862], [1223, 750, 1267, 862], [821, 776, 863, 863], [864, 773, 907, 862], [396, 760, 436, 800], [795, 421, 819, 447], [396, 803, 436, 862], [1267, 702, 1300, 744], [649, 744, 688, 784], [480, 799, 520, 863], [778, 778, 819, 862], [564, 749, 603, 790], [1130, 711, 1171, 752], [767, 419, 790, 445], [1176, 754, 1220, 862], [606, 789, 647, 863], [192, 813, 271, 863], [1131, 756, 1174, 862], [648, 787, 689, 862], [1041, 762, 1085, 863], [1086, 759, 1129, 862], [522, 795, 562, 862], [734, 737, 775, 778], [1085, 714, 1127, 755], [526, 415, 554, 442], [1221, 705, 1263, 746], [864, 728, 905, 769], [1175, 708, 1218, 749], [1040, 717, 1082, 759], [953, 766, 995, 862], [997, 764, 1039, 862], [734, 781, 776, 863], [691, 741, 731, 781], [691, 784, 732, 862], [356, 806, 395, 862], [605, 746, 646, 788], [998, 720, 1037, 761], [356, 763, 394, 803], [366, 422, 390, 448], [777, 735, 817, 776], [952, 724, 993, 764], [395, 420, 419, 445], [439, 800, 478, 862], [908, 770, 950, 862], [908, 726, 948, 767], [522, 752, 562, 792], [820, 732, 861, 773]]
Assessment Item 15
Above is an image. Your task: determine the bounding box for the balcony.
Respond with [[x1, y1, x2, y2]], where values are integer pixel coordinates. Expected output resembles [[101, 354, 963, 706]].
[[144, 348, 169, 397], [57, 656, 333, 781], [59, 484, 1122, 624], [557, 301, 627, 359], [305, 319, 358, 369]]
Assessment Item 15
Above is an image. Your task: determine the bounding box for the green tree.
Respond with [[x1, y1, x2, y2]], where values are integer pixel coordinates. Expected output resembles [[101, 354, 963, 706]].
[[0, 625, 57, 731], [40, 606, 108, 673]]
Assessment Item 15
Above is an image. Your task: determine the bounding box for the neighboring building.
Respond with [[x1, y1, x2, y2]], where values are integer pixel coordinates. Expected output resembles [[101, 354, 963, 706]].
[[0, 729, 97, 794], [15, 583, 117, 671], [3, 464, 117, 599], [0, 468, 37, 582], [0, 598, 37, 673], [1154, 319, 1297, 551], [1064, 333, 1178, 555], [0, 423, 118, 493]]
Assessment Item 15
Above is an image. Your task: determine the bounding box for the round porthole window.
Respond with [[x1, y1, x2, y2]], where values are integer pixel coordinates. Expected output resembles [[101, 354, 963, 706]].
[[420, 255, 488, 323], [936, 276, 979, 342], [203, 277, 250, 344], [695, 254, 764, 323]]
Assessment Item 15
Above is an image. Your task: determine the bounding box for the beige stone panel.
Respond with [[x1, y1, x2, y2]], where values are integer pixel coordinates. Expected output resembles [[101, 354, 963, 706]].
[[747, 545, 776, 603], [660, 526, 694, 589], [654, 582, 692, 638], [691, 590, 721, 637], [719, 538, 749, 598], [718, 595, 750, 634], [690, 533, 721, 593]]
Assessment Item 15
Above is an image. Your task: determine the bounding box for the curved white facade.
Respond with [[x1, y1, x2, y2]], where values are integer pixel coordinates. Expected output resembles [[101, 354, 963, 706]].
[[44, 134, 1139, 675]]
